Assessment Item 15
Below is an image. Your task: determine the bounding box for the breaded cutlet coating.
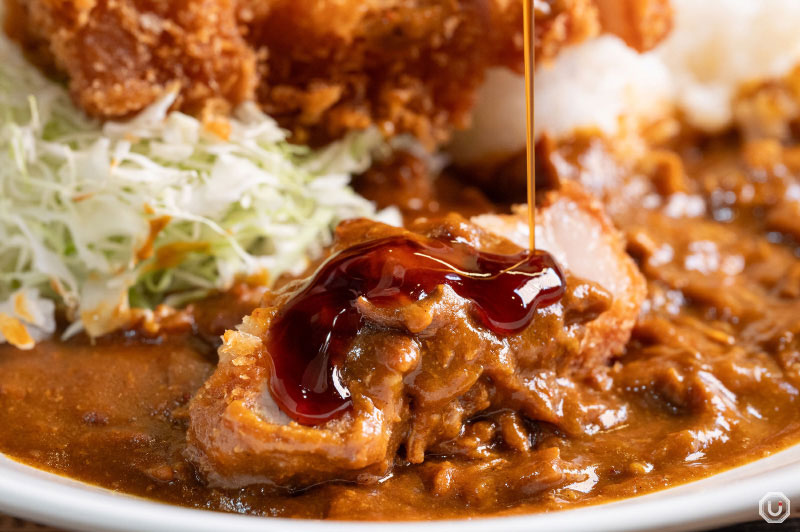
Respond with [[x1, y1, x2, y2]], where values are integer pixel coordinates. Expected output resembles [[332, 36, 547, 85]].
[[186, 181, 646, 489], [535, 0, 672, 63], [4, 0, 257, 118], [5, 0, 523, 147], [241, 0, 524, 146]]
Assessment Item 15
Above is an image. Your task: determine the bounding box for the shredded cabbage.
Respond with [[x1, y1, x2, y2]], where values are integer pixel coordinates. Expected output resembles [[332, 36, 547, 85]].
[[0, 37, 395, 342]]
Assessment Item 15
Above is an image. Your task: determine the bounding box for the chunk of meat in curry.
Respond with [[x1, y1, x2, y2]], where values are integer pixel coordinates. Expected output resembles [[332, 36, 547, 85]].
[[186, 182, 645, 489]]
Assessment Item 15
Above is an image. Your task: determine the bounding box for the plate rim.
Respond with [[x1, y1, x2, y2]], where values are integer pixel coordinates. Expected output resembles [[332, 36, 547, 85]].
[[2, 443, 799, 532]]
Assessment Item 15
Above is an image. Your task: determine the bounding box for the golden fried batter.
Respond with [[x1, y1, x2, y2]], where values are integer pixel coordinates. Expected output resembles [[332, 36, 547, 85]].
[[5, 0, 523, 146], [243, 0, 524, 146], [5, 0, 257, 117], [4, 0, 670, 145]]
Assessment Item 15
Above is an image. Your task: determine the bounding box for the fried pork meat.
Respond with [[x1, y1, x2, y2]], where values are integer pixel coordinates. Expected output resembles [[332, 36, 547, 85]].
[[5, 0, 522, 146], [5, 0, 671, 145], [4, 0, 257, 118], [186, 181, 646, 488]]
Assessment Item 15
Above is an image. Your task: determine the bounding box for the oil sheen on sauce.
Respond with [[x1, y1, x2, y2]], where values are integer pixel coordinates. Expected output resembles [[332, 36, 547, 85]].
[[266, 1, 550, 427]]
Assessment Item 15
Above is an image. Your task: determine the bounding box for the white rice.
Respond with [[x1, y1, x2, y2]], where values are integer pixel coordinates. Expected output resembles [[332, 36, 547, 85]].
[[534, 35, 672, 138], [450, 0, 800, 164], [659, 0, 800, 132]]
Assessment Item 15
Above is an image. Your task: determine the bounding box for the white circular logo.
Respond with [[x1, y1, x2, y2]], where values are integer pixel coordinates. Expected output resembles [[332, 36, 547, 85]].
[[759, 492, 791, 524]]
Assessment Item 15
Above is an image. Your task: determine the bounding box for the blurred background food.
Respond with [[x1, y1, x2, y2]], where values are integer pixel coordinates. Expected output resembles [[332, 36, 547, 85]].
[[449, 0, 800, 198]]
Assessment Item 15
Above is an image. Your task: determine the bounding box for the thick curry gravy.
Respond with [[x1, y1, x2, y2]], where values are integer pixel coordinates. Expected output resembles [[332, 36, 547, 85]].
[[2, 131, 800, 519]]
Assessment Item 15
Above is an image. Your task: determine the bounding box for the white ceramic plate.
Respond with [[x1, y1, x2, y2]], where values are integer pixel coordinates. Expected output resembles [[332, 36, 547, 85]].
[[1, 445, 799, 532]]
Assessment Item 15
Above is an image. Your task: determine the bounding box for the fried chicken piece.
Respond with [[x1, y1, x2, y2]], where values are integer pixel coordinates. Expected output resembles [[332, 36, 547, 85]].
[[4, 0, 257, 118], [186, 181, 646, 488]]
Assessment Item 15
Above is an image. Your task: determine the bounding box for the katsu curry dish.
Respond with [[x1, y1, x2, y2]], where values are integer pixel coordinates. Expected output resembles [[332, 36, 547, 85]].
[[2, 0, 800, 520]]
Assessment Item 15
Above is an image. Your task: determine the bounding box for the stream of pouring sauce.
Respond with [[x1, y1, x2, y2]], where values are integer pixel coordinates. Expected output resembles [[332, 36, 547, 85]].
[[524, 0, 535, 250]]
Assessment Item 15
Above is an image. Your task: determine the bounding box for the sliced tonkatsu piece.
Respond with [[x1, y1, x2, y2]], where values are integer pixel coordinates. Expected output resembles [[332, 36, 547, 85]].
[[186, 181, 646, 489]]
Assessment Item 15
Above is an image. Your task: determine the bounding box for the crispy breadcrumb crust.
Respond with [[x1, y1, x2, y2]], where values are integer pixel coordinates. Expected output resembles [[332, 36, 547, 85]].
[[5, 0, 523, 146], [4, 0, 670, 145], [244, 0, 524, 146], [4, 0, 257, 117]]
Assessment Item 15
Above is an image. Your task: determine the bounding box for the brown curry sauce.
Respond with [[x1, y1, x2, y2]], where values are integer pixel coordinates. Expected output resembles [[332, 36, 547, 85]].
[[2, 128, 800, 518]]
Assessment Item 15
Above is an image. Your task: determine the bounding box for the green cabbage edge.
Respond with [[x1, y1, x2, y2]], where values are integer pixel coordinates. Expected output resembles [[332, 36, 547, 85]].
[[0, 38, 390, 337]]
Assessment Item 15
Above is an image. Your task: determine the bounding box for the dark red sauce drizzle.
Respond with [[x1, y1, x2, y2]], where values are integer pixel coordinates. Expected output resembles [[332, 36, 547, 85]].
[[266, 234, 565, 426]]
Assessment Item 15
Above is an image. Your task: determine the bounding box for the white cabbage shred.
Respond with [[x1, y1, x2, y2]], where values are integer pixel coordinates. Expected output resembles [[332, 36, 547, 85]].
[[0, 37, 393, 345]]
